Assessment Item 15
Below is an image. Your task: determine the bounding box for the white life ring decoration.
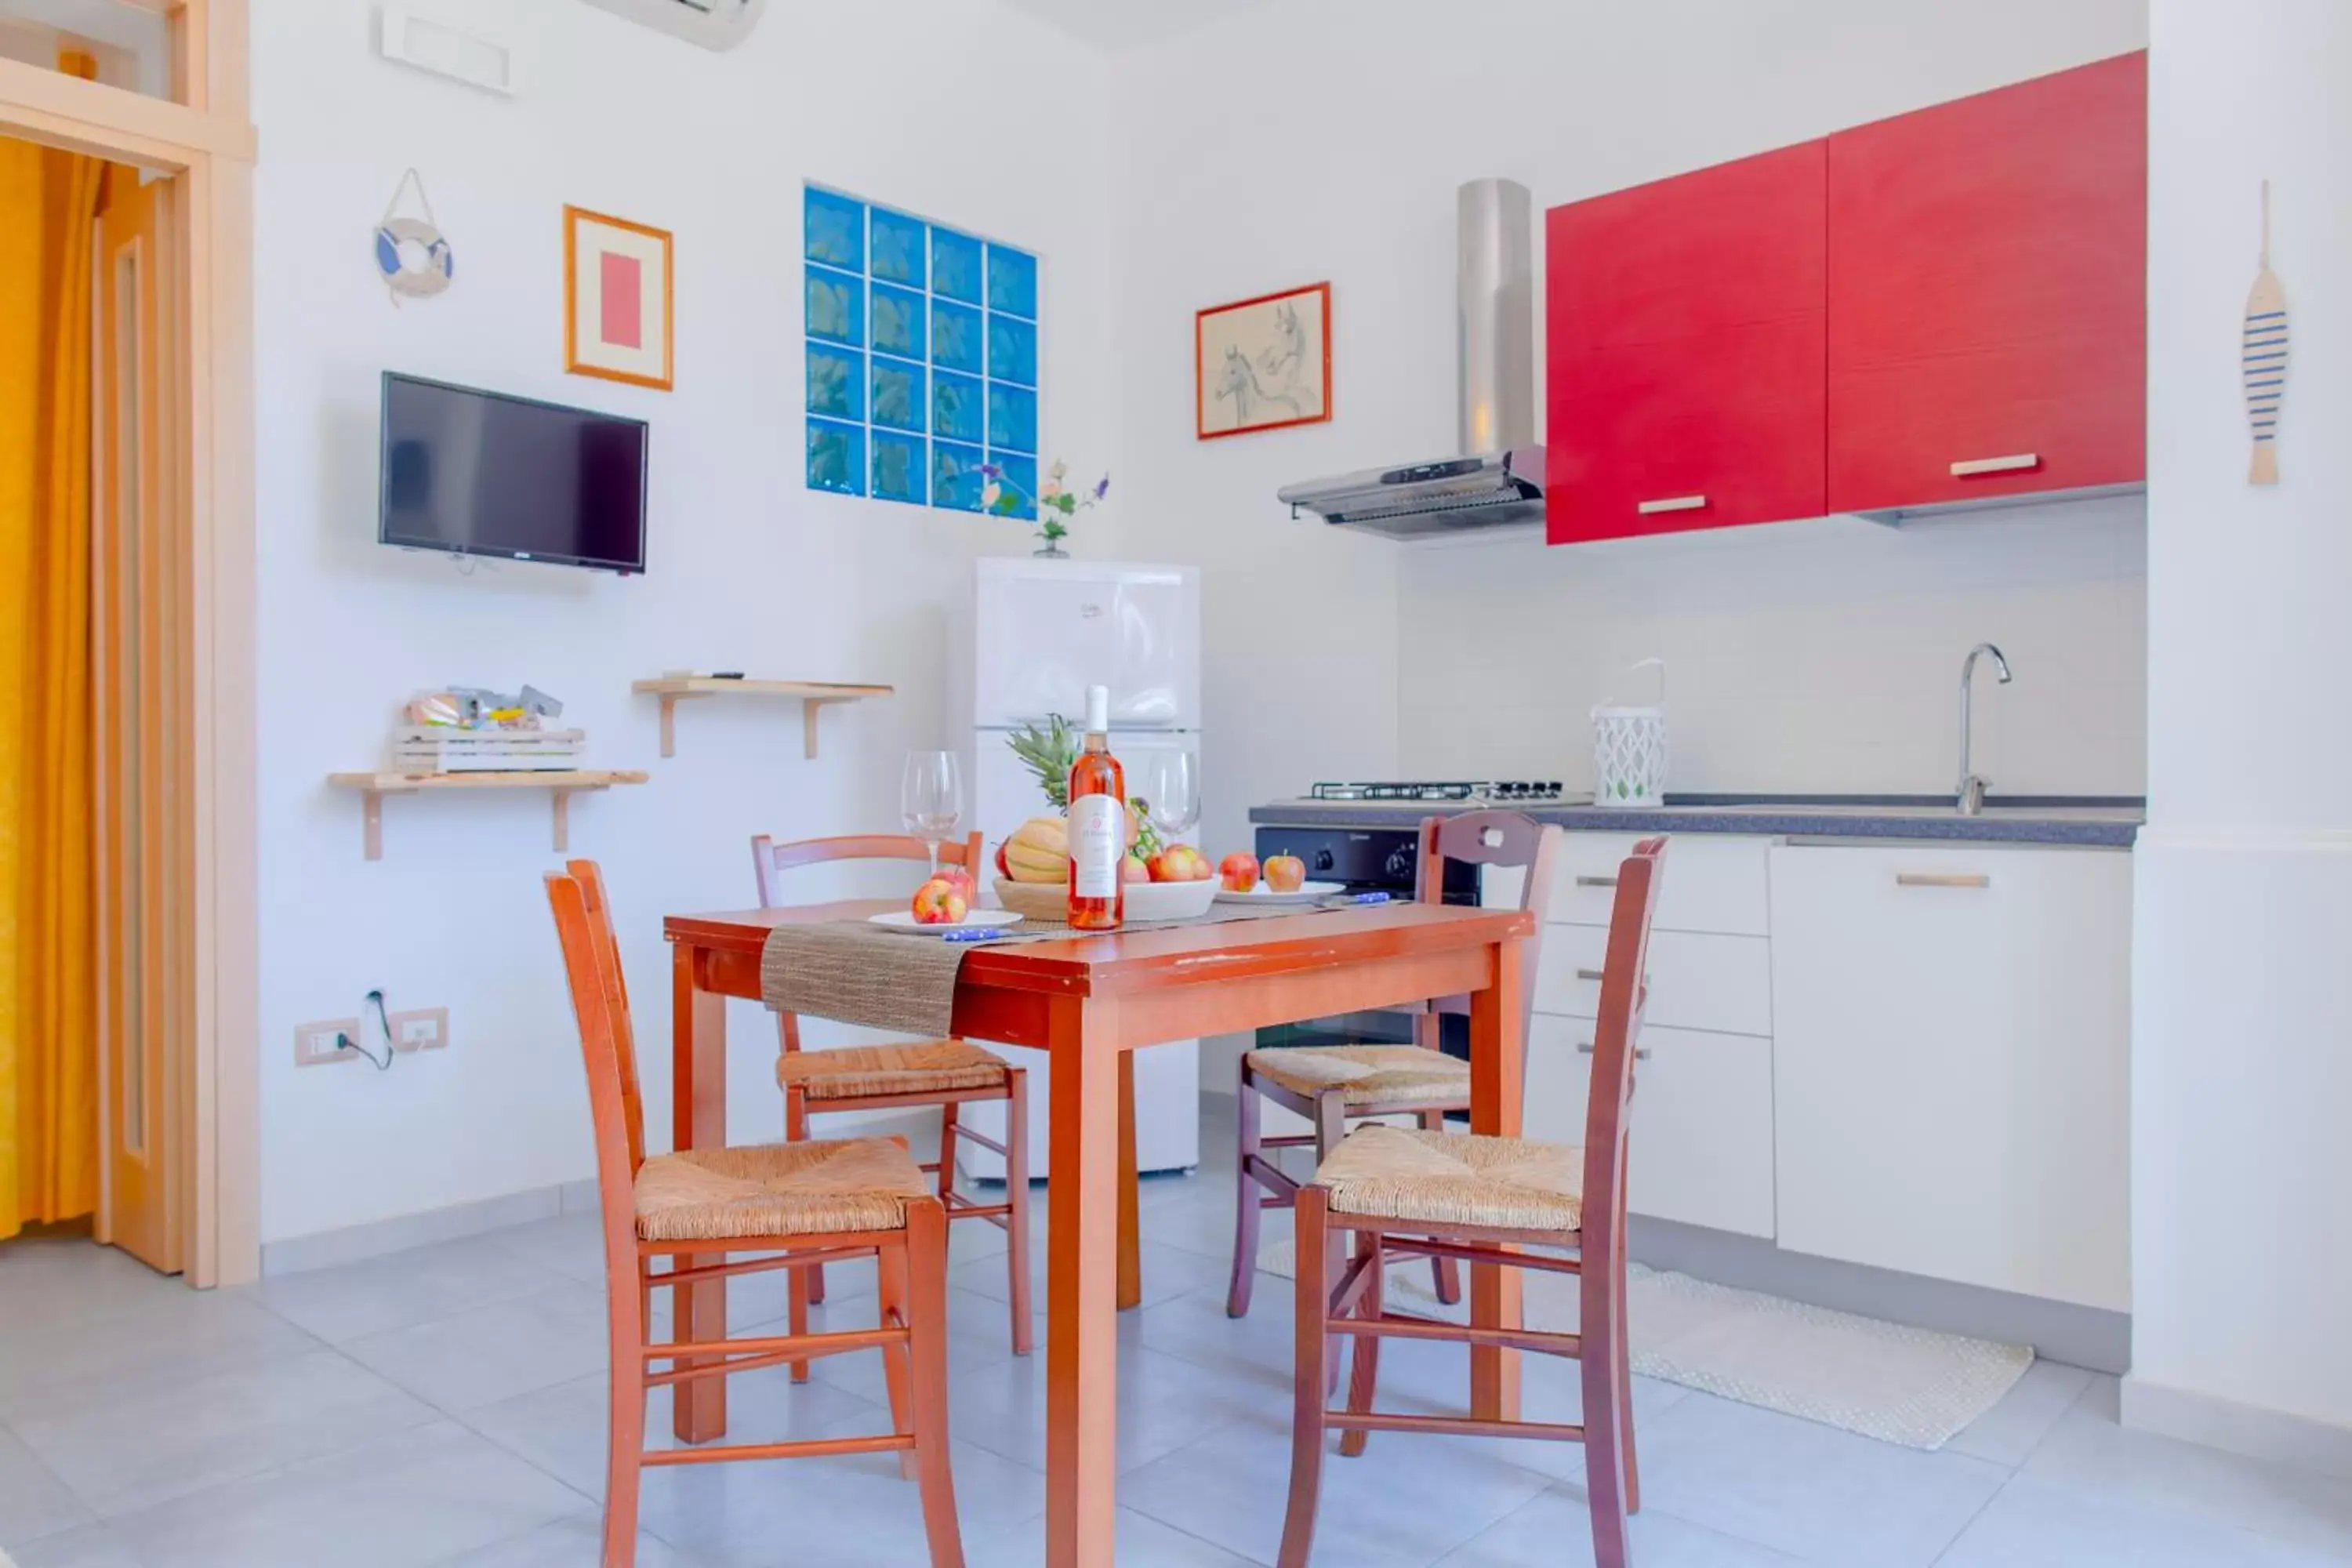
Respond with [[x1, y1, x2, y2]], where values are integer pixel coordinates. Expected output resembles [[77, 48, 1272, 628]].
[[376, 169, 453, 304]]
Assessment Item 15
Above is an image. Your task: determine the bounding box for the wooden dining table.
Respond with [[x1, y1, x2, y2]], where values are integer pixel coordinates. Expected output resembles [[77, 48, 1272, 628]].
[[662, 898, 1536, 1568]]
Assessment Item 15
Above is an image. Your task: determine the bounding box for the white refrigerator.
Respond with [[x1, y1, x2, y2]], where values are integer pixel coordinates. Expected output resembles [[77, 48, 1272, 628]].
[[956, 557, 1203, 1181]]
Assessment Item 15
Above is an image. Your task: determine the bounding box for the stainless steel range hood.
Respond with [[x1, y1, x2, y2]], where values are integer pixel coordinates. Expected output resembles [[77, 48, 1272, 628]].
[[1279, 179, 1546, 539]]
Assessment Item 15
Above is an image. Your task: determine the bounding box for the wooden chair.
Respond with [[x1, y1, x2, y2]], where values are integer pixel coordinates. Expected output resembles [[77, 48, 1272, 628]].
[[1229, 811, 1563, 1320], [752, 833, 1033, 1366], [546, 860, 964, 1568], [1273, 837, 1664, 1568]]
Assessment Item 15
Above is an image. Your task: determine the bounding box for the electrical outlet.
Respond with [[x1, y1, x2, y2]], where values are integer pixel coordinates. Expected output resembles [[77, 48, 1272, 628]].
[[295, 1018, 362, 1067], [389, 1007, 449, 1052]]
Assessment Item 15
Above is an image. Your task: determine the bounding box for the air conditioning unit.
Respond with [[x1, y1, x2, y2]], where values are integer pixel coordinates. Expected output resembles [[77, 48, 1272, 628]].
[[577, 0, 768, 51]]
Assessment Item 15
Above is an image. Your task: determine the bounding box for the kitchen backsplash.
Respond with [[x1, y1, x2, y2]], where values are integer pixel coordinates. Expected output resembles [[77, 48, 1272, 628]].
[[1398, 493, 2146, 797]]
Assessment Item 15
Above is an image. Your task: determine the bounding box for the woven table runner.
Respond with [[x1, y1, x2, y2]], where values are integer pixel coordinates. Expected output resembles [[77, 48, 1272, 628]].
[[760, 903, 1306, 1037]]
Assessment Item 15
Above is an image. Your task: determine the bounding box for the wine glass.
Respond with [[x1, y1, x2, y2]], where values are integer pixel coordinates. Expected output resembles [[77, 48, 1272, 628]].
[[901, 750, 964, 873], [1138, 750, 1201, 848]]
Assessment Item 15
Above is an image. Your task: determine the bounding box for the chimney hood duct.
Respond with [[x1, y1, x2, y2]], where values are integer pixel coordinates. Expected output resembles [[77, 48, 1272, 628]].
[[1278, 179, 1546, 539]]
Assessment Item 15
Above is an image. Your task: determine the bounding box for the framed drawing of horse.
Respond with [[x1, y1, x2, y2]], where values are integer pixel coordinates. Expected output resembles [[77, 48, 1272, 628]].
[[1196, 282, 1331, 440]]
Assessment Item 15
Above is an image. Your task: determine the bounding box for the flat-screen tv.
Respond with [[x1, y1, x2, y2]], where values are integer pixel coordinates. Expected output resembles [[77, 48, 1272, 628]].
[[379, 372, 649, 574]]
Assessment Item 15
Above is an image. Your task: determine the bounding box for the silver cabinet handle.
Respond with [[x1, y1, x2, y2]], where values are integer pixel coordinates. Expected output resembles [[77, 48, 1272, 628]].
[[1575, 967, 1651, 984], [1578, 1038, 1652, 1061], [1575, 875, 1617, 888], [1637, 495, 1708, 515], [1896, 873, 1991, 889], [1949, 454, 2040, 477]]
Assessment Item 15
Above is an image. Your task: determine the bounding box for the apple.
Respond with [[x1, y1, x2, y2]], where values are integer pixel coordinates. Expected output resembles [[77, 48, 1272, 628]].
[[1149, 844, 1207, 883], [910, 877, 969, 925], [1122, 854, 1151, 884], [1263, 854, 1307, 893], [1218, 852, 1261, 893], [993, 840, 1011, 879], [938, 865, 978, 899]]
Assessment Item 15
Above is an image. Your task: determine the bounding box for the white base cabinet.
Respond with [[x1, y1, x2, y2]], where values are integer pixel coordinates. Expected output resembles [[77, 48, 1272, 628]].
[[1526, 1013, 1778, 1239], [1523, 834, 1779, 1240], [1767, 844, 2131, 1312]]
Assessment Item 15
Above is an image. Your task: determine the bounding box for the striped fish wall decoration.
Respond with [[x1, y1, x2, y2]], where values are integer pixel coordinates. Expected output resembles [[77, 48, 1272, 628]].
[[2243, 180, 2288, 485]]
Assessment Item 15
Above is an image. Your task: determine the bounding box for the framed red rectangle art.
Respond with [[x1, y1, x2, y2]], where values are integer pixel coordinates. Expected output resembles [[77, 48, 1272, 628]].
[[564, 205, 674, 390], [1196, 281, 1330, 439]]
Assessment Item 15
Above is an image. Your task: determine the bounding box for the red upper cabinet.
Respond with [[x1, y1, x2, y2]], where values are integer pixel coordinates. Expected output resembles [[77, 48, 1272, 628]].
[[1546, 141, 1828, 546], [1826, 53, 2147, 515]]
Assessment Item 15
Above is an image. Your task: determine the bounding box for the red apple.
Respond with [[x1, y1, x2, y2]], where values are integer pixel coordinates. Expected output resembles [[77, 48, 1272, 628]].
[[1149, 844, 1207, 883], [938, 865, 978, 899], [1122, 854, 1150, 884], [1263, 854, 1306, 893], [910, 877, 968, 925], [1218, 852, 1260, 893], [993, 840, 1011, 879]]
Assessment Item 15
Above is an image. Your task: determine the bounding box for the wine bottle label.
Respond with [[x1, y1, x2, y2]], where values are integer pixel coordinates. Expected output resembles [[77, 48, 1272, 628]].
[[1069, 795, 1121, 899]]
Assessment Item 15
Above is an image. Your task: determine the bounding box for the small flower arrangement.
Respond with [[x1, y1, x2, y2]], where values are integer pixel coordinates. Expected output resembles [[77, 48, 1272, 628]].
[[981, 459, 1109, 557]]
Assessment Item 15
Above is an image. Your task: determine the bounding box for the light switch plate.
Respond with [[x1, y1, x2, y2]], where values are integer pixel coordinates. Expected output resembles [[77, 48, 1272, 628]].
[[295, 1018, 362, 1067], [388, 1007, 449, 1052]]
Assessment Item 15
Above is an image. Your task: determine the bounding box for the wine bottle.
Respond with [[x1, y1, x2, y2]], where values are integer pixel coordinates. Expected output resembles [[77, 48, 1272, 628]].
[[1066, 684, 1125, 931]]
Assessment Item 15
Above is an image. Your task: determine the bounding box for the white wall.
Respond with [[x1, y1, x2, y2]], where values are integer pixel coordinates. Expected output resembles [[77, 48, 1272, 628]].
[[1402, 503, 2146, 795], [250, 0, 1115, 1243], [1106, 0, 2150, 804], [2129, 0, 2352, 1460]]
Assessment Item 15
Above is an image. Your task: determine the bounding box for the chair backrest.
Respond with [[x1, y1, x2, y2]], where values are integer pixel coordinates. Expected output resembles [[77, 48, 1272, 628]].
[[546, 862, 647, 1281], [564, 858, 645, 1171], [1414, 810, 1565, 1047], [750, 831, 988, 909], [1579, 837, 1668, 1258]]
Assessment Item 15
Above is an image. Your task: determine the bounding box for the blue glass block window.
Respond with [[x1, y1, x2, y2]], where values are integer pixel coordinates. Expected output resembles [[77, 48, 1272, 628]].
[[934, 441, 987, 512], [873, 431, 927, 504], [808, 419, 864, 495], [989, 452, 1038, 521], [804, 185, 1038, 506], [932, 300, 983, 376], [869, 209, 925, 286], [873, 358, 925, 432]]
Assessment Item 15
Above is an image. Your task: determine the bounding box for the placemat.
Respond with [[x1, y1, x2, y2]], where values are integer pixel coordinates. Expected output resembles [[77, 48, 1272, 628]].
[[760, 902, 1305, 1037]]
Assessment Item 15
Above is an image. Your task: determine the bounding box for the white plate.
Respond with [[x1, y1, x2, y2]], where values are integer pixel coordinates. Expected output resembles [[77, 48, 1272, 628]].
[[1211, 880, 1347, 906], [868, 909, 1026, 935]]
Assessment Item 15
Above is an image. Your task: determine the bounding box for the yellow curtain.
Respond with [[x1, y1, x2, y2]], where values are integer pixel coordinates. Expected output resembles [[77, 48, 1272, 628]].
[[0, 67, 103, 1239]]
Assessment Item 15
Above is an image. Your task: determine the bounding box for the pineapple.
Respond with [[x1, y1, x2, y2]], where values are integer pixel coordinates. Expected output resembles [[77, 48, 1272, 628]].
[[1004, 714, 1159, 857]]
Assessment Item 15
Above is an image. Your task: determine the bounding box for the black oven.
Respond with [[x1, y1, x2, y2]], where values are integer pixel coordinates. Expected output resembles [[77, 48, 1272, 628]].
[[1250, 822, 1479, 1058]]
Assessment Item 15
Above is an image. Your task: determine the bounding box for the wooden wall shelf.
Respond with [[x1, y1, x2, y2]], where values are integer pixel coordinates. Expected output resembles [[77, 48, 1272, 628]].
[[631, 677, 894, 760], [327, 770, 650, 860]]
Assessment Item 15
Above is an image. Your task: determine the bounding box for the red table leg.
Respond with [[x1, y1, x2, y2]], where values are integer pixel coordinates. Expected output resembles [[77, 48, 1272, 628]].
[[1044, 995, 1123, 1567], [1469, 936, 1526, 1422], [671, 942, 729, 1443]]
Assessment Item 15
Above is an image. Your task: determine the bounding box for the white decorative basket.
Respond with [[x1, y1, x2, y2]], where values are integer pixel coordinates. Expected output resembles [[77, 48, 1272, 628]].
[[1592, 660, 1667, 809]]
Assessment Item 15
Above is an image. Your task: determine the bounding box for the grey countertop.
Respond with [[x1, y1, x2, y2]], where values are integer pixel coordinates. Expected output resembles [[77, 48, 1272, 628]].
[[1247, 793, 2145, 848]]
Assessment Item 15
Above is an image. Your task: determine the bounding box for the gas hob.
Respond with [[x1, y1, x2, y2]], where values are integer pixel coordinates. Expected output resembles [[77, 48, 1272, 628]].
[[1305, 779, 1583, 805]]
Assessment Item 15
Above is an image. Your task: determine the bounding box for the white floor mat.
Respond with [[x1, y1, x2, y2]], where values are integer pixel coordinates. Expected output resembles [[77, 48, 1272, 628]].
[[1258, 1243, 2032, 1450]]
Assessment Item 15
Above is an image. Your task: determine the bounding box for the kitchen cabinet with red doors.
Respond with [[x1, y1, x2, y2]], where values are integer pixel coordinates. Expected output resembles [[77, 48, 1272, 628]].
[[1827, 51, 2147, 516], [1544, 51, 2146, 546], [1545, 140, 1828, 546]]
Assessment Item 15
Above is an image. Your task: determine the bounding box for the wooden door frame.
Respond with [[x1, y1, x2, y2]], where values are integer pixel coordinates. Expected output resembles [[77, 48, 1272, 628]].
[[0, 2, 256, 1287]]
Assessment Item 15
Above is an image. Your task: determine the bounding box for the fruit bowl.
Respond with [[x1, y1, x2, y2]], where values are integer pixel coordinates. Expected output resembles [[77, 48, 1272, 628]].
[[993, 877, 1218, 923]]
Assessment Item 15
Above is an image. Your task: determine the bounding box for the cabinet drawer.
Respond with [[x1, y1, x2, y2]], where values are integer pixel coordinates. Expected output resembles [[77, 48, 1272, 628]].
[[1552, 833, 1771, 936], [1534, 927, 1772, 1038], [1525, 1014, 1775, 1239]]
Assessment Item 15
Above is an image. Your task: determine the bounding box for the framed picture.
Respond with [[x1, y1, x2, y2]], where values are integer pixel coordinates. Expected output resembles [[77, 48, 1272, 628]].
[[564, 205, 673, 390], [1196, 281, 1330, 440]]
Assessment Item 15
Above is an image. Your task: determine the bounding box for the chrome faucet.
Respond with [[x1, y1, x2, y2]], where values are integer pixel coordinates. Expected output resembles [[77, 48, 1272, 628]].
[[1957, 643, 2013, 815]]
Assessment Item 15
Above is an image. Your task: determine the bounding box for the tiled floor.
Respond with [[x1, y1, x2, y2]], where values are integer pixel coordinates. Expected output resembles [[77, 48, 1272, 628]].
[[5, 1100, 2352, 1566]]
